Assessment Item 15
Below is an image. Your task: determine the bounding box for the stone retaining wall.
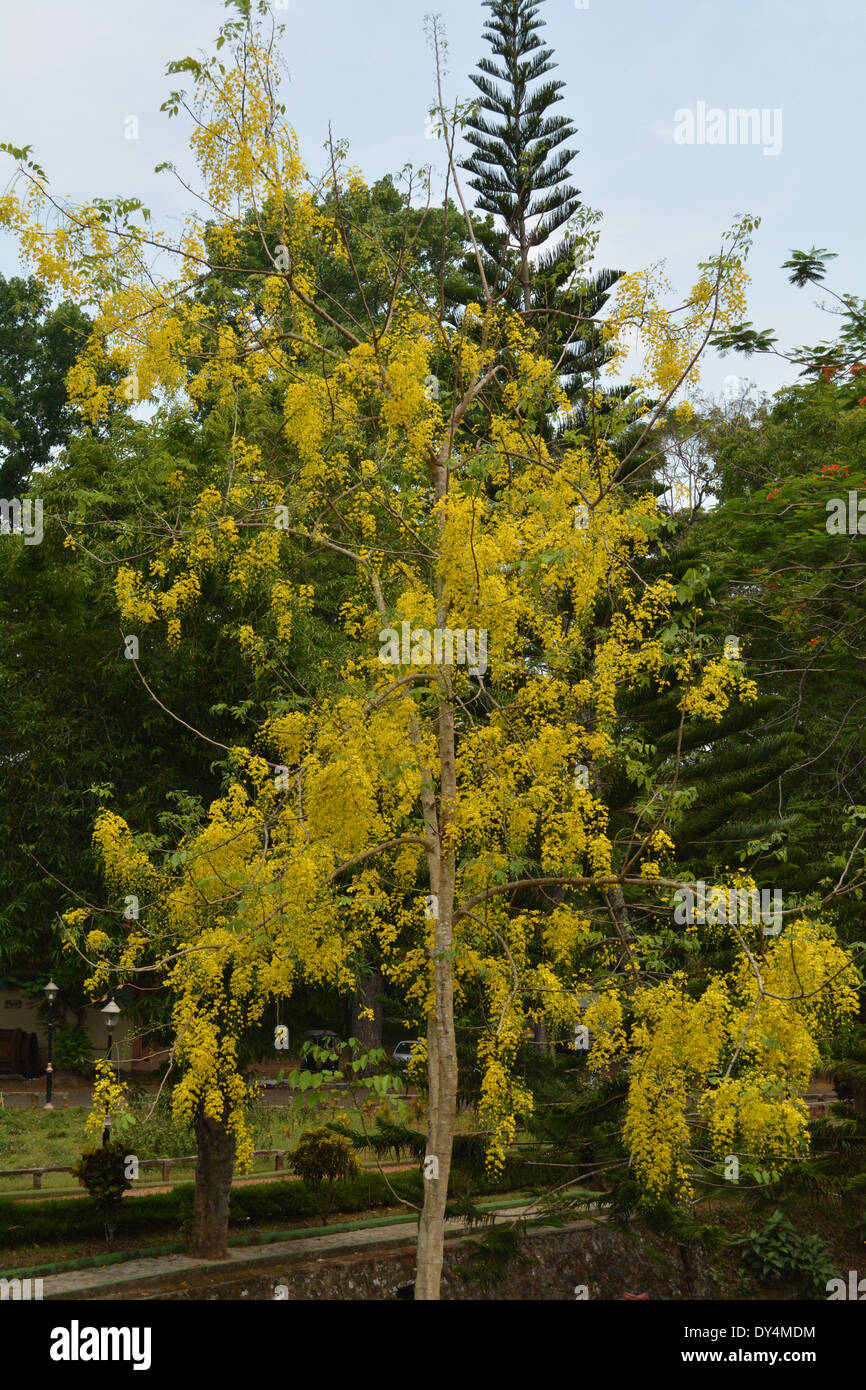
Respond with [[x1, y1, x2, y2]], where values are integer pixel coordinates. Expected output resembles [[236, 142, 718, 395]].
[[148, 1223, 716, 1301]]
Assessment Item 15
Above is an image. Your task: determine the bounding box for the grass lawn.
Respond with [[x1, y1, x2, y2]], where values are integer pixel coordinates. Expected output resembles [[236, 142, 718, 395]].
[[0, 1089, 471, 1195], [0, 1103, 288, 1192]]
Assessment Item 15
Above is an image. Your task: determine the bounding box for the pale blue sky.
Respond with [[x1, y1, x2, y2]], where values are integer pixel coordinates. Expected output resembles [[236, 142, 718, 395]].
[[1, 0, 863, 398]]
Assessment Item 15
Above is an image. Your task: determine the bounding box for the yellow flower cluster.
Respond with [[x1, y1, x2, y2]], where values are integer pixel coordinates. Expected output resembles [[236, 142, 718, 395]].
[[84, 1059, 131, 1146]]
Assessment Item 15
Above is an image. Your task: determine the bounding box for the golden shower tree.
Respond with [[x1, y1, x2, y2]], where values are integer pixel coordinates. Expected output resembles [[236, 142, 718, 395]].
[[2, 1, 858, 1296]]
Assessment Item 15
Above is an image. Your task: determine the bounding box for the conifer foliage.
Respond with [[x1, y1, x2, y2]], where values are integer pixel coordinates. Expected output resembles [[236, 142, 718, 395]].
[[461, 0, 621, 420]]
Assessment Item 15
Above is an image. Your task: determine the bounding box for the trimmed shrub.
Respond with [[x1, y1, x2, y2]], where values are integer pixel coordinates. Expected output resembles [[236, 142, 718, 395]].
[[288, 1127, 362, 1224], [71, 1143, 131, 1243]]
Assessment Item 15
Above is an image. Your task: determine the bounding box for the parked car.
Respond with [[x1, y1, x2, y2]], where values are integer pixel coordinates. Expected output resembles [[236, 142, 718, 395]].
[[392, 1039, 420, 1068]]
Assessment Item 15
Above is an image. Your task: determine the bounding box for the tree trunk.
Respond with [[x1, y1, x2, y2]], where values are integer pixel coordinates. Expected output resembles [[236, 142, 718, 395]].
[[414, 935, 458, 1298], [415, 662, 459, 1300], [188, 1113, 236, 1259], [412, 407, 461, 1299], [350, 969, 384, 1050], [535, 1014, 555, 1058], [519, 214, 532, 315]]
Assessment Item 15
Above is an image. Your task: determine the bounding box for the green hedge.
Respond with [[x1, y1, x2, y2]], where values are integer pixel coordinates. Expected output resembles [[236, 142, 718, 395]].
[[0, 1170, 425, 1249], [0, 1153, 545, 1250]]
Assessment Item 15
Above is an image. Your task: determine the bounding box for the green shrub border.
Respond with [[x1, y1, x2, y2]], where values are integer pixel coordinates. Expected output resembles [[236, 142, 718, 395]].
[[0, 1155, 544, 1253]]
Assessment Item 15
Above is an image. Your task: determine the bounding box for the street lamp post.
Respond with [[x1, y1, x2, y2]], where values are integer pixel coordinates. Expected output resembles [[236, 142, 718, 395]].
[[100, 998, 121, 1145], [43, 980, 59, 1111]]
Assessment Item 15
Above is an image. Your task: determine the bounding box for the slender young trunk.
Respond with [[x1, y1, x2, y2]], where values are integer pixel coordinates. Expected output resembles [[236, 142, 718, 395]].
[[519, 213, 532, 315], [414, 861, 458, 1296], [189, 1113, 236, 1259], [414, 445, 460, 1300], [408, 728, 455, 1300]]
